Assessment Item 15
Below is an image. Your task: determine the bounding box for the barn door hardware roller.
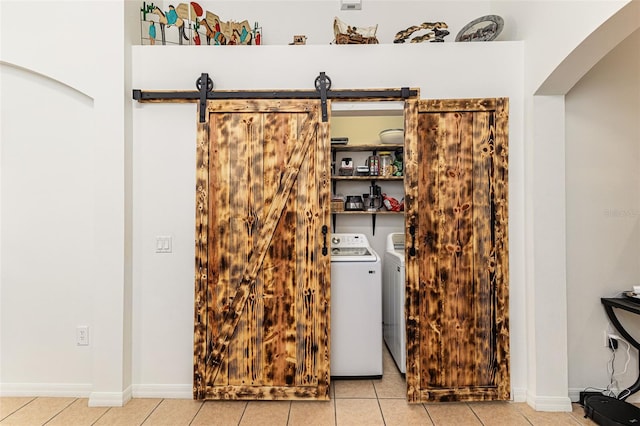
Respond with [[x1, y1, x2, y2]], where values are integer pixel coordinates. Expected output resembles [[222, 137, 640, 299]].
[[133, 72, 418, 123]]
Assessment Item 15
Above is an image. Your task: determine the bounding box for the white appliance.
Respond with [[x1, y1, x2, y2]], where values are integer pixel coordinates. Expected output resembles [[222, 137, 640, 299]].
[[383, 232, 406, 373], [330, 233, 382, 377]]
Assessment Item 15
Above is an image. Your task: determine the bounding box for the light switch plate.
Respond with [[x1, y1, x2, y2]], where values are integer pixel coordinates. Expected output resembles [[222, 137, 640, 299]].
[[155, 236, 172, 253]]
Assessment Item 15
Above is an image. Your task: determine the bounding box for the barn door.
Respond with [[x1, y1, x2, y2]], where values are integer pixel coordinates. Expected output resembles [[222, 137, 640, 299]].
[[404, 98, 510, 402], [193, 99, 331, 400]]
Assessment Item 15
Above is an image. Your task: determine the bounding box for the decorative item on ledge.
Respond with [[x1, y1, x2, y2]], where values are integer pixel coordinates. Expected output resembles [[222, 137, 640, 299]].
[[393, 22, 449, 43], [456, 15, 504, 42], [333, 17, 378, 44], [290, 35, 307, 45], [139, 1, 261, 46]]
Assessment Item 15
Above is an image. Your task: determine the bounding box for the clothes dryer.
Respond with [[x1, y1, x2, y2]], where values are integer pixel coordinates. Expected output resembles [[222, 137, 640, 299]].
[[383, 232, 406, 373]]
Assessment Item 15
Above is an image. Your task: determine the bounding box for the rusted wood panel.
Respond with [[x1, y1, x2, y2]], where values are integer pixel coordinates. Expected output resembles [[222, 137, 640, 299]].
[[472, 111, 494, 387], [194, 111, 210, 399], [208, 99, 316, 114], [417, 386, 503, 402], [403, 99, 420, 402], [196, 99, 330, 401], [435, 111, 476, 389], [204, 385, 324, 400], [314, 111, 331, 399], [262, 113, 298, 387], [208, 112, 233, 387], [420, 98, 497, 112], [407, 98, 509, 403], [224, 113, 267, 386], [295, 122, 317, 387], [494, 98, 510, 400], [417, 112, 442, 390], [206, 110, 317, 380]]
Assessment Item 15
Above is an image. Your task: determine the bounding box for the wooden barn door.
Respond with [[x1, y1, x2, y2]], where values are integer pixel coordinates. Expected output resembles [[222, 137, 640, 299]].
[[193, 99, 331, 400], [404, 98, 510, 402]]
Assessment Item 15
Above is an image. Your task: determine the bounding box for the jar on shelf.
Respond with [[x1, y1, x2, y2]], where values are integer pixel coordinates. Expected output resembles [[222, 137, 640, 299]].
[[379, 151, 394, 177], [367, 154, 380, 176]]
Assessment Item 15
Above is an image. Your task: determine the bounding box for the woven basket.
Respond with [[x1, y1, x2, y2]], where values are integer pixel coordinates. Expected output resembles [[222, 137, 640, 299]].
[[331, 200, 344, 212]]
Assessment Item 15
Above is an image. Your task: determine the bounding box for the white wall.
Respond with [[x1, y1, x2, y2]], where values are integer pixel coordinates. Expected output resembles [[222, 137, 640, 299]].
[[1, 63, 95, 392], [0, 0, 134, 406], [492, 0, 630, 93], [566, 28, 640, 400]]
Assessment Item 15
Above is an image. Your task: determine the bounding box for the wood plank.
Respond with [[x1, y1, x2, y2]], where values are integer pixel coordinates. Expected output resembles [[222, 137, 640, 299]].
[[262, 112, 298, 387], [194, 109, 210, 399], [204, 385, 327, 400], [209, 112, 233, 387], [441, 111, 475, 388], [472, 111, 493, 387], [402, 99, 420, 402], [420, 98, 497, 112], [314, 108, 331, 398], [419, 112, 443, 390], [260, 112, 286, 387], [228, 112, 251, 386], [494, 98, 510, 400]]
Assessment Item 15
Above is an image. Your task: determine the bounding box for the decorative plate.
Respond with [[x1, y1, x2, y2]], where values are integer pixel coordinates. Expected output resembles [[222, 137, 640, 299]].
[[456, 15, 504, 42]]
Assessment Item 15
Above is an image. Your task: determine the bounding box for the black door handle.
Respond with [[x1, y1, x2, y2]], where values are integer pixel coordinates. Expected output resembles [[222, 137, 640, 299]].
[[322, 225, 328, 256], [409, 225, 416, 257]]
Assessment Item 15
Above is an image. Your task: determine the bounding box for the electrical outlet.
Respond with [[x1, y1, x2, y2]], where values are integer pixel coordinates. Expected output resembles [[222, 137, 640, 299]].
[[76, 326, 89, 346], [604, 331, 619, 350], [607, 337, 618, 350]]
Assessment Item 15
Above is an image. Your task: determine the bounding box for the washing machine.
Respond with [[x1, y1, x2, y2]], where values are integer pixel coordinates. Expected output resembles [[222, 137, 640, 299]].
[[383, 232, 406, 373], [330, 233, 382, 377]]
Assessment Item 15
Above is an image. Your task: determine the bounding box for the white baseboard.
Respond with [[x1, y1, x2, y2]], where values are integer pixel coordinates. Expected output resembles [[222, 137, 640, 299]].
[[526, 392, 573, 412], [0, 383, 92, 397], [88, 386, 132, 407], [131, 384, 193, 399], [512, 387, 527, 402]]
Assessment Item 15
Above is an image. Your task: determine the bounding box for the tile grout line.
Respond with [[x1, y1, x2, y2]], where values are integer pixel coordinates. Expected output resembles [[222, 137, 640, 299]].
[[188, 400, 205, 425], [333, 381, 338, 426], [91, 403, 112, 426], [421, 403, 436, 425], [467, 402, 487, 425], [284, 400, 292, 425], [139, 398, 164, 425], [42, 397, 79, 425], [236, 400, 249, 426], [370, 377, 389, 425], [0, 396, 36, 422]]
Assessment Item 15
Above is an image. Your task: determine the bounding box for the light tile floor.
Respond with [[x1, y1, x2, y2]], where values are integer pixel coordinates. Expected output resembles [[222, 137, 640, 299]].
[[0, 347, 597, 425]]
